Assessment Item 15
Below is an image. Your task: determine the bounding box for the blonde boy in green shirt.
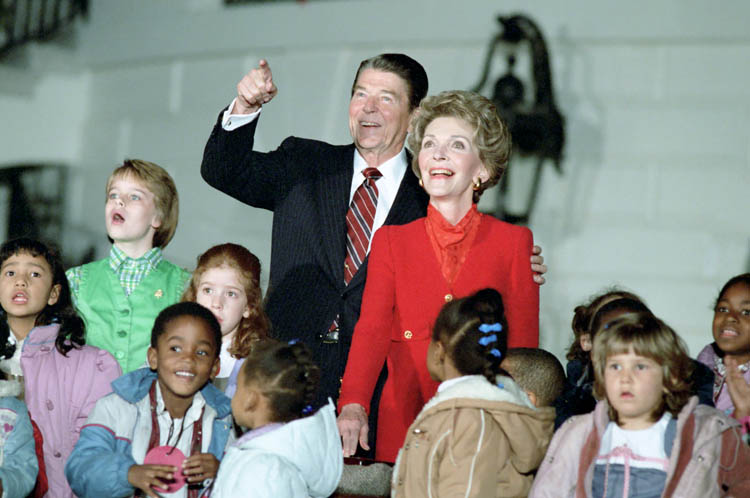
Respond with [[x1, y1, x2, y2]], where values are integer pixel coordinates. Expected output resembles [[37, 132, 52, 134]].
[[66, 159, 190, 372]]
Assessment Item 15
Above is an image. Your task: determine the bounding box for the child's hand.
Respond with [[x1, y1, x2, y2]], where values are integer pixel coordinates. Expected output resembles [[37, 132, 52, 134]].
[[127, 463, 176, 498], [725, 357, 750, 419], [182, 452, 219, 484]]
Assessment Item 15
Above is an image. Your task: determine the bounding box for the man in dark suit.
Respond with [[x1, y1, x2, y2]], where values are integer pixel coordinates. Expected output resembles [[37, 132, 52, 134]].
[[201, 54, 545, 451]]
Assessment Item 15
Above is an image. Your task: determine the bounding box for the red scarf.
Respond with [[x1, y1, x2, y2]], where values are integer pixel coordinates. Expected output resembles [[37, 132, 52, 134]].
[[424, 203, 482, 286]]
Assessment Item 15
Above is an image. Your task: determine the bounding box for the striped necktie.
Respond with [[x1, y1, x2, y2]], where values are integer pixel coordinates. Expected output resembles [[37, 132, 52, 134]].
[[344, 167, 382, 284]]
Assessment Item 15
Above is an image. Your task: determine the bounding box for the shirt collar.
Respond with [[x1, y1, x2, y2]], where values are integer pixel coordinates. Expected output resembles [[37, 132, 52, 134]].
[[352, 146, 408, 180], [154, 381, 206, 423], [109, 245, 163, 273]]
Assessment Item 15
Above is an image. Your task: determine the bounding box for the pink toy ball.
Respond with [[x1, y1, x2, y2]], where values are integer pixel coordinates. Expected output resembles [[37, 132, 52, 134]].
[[144, 446, 187, 493]]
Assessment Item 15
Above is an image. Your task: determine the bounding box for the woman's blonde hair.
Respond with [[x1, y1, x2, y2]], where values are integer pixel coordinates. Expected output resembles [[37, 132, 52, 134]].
[[182, 243, 270, 358], [592, 312, 693, 424], [408, 90, 511, 202]]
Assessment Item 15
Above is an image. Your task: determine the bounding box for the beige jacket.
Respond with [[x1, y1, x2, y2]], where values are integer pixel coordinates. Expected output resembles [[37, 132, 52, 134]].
[[391, 375, 555, 498]]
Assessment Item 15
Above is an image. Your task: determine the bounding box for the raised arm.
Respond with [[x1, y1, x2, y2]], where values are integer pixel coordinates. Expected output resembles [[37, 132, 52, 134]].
[[200, 59, 289, 211]]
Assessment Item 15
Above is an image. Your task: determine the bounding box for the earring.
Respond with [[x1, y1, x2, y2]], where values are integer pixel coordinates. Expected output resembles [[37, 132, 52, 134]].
[[472, 178, 481, 191], [418, 178, 424, 188]]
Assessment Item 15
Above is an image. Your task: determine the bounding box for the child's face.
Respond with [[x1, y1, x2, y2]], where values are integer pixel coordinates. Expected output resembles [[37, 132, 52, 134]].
[[604, 348, 664, 430], [194, 266, 250, 337], [579, 333, 592, 353], [105, 174, 161, 247], [713, 283, 750, 364], [0, 252, 60, 323], [147, 316, 219, 406]]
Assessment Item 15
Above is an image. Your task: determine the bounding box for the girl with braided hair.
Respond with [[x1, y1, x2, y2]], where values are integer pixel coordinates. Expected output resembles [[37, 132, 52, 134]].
[[211, 339, 342, 497], [391, 288, 554, 498]]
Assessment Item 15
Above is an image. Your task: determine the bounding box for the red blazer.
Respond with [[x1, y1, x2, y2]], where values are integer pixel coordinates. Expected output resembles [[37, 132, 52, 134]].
[[339, 214, 539, 462]]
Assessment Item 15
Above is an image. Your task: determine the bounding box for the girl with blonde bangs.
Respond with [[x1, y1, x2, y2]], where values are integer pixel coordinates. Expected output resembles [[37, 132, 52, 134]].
[[591, 313, 694, 424], [531, 311, 750, 497]]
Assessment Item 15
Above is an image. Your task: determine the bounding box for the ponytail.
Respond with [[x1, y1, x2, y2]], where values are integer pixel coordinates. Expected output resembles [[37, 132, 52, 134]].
[[433, 288, 510, 384]]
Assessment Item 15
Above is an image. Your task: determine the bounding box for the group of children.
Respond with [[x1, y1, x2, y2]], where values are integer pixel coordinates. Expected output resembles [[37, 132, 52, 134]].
[[0, 155, 748, 498], [0, 159, 341, 498]]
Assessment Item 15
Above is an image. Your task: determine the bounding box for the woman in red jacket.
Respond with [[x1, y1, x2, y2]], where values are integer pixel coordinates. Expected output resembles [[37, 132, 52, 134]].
[[337, 90, 540, 462]]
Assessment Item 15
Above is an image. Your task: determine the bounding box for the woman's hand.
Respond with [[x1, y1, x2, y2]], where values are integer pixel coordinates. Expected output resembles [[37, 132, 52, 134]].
[[531, 245, 547, 285], [337, 403, 370, 457], [127, 464, 175, 498], [182, 452, 220, 483], [725, 357, 750, 419]]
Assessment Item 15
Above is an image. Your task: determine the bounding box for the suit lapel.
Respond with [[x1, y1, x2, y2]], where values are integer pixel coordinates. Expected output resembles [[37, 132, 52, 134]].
[[383, 159, 429, 227], [319, 145, 355, 290]]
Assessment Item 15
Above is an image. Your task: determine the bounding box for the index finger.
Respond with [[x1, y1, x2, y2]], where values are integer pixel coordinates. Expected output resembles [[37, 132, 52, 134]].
[[257, 59, 273, 83]]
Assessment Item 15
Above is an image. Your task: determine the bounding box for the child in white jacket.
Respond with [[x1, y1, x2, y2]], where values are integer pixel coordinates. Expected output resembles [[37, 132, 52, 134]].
[[211, 340, 342, 498]]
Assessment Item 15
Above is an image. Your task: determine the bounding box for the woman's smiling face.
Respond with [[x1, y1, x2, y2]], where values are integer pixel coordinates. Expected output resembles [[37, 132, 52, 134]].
[[418, 116, 489, 208]]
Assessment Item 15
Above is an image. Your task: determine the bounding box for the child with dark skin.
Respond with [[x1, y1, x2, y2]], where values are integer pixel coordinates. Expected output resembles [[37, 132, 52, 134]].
[[67, 302, 233, 498], [130, 314, 221, 494]]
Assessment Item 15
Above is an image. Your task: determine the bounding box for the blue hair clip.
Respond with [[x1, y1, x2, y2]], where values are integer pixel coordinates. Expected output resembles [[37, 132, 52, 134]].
[[478, 334, 497, 346], [496, 381, 504, 389], [489, 348, 502, 358], [302, 404, 313, 415], [479, 323, 502, 334], [288, 339, 299, 345]]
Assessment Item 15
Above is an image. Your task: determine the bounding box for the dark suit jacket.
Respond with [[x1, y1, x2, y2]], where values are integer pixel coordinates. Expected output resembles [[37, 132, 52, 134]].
[[201, 115, 429, 407]]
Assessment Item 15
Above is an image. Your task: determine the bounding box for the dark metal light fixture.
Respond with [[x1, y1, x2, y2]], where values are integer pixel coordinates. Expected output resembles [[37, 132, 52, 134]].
[[472, 14, 565, 224]]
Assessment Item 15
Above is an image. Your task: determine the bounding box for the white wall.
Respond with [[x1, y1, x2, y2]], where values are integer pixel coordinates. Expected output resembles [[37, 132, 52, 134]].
[[1, 0, 748, 361]]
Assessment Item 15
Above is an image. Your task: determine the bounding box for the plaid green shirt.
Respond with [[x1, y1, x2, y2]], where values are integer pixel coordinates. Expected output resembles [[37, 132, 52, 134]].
[[67, 246, 164, 300]]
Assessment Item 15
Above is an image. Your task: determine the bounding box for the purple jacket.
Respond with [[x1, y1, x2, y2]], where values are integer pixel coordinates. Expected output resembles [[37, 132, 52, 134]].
[[697, 343, 750, 415], [21, 324, 122, 498]]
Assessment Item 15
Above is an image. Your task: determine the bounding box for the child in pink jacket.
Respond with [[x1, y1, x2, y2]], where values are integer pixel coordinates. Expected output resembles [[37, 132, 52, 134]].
[[697, 273, 750, 443], [0, 238, 121, 497], [530, 312, 750, 497]]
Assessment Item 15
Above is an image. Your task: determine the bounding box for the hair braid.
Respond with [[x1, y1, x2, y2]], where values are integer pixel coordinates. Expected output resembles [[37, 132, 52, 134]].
[[241, 340, 321, 422], [433, 288, 509, 384]]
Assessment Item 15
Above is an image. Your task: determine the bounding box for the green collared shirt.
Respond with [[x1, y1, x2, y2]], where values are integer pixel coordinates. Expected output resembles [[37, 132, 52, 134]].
[[67, 246, 163, 301]]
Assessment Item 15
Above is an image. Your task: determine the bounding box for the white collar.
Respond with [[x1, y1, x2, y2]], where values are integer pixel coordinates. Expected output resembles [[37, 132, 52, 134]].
[[154, 381, 206, 424], [352, 146, 408, 179], [437, 375, 475, 393]]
